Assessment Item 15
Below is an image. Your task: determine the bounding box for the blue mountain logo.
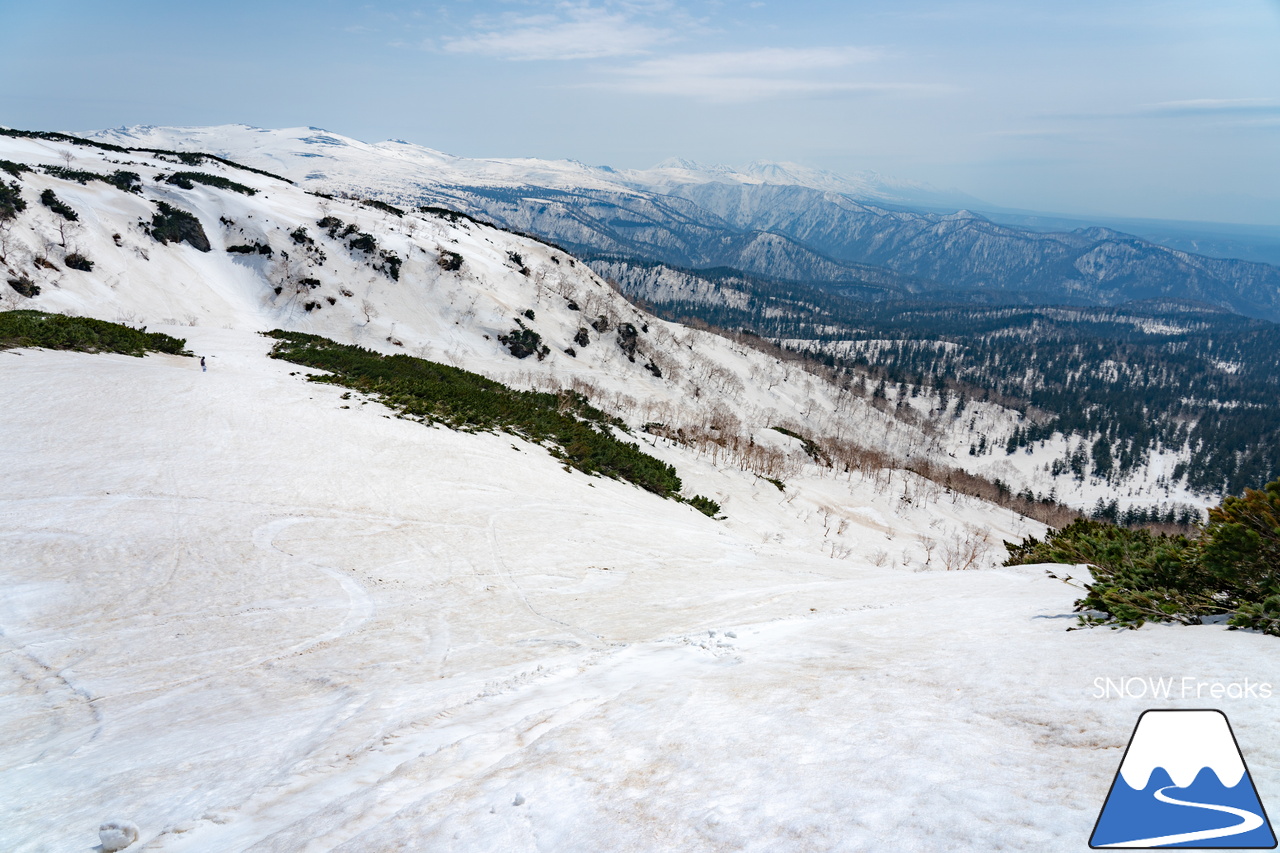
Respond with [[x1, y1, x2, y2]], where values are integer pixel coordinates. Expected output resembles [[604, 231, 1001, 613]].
[[1091, 710, 1276, 848]]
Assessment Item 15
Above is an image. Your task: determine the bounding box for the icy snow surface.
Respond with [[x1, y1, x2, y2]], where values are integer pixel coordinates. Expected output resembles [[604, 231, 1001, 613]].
[[1, 330, 1277, 852]]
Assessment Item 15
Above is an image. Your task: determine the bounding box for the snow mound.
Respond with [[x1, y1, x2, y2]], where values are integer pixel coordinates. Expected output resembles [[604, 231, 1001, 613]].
[[98, 820, 138, 851]]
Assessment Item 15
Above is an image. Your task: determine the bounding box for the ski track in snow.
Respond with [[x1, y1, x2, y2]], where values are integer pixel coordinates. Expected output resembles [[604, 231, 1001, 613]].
[[251, 517, 376, 659]]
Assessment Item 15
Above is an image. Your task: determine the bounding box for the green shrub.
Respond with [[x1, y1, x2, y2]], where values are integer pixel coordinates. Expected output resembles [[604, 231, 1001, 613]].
[[419, 205, 484, 225], [64, 252, 94, 271], [0, 159, 29, 178], [167, 171, 257, 196], [1230, 595, 1280, 636], [438, 250, 463, 272], [1006, 480, 1280, 635], [348, 232, 377, 254], [1005, 518, 1211, 628], [43, 165, 107, 185], [687, 495, 722, 517], [6, 277, 39, 298], [0, 180, 24, 220], [107, 170, 142, 193], [149, 202, 210, 252], [1198, 480, 1280, 601], [40, 189, 78, 221], [0, 310, 187, 356], [498, 320, 549, 360], [376, 250, 401, 280], [362, 198, 404, 217], [317, 216, 344, 237], [226, 242, 272, 256], [265, 330, 682, 498]]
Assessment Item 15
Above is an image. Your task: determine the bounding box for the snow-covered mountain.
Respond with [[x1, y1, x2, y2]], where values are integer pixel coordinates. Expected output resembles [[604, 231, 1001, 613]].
[[84, 124, 979, 208], [81, 124, 1280, 321], [3, 130, 1279, 852], [0, 129, 915, 460], [0, 128, 1219, 514], [4, 128, 1279, 853]]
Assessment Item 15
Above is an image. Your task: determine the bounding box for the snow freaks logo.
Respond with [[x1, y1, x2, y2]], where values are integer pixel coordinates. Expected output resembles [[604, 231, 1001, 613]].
[[1090, 710, 1277, 848]]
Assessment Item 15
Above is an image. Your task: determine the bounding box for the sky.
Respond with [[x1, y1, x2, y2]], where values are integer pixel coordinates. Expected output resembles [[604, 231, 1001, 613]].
[[2, 0, 1279, 225]]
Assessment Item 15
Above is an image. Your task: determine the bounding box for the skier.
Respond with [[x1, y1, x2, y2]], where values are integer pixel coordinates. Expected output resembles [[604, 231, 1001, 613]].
[[200, 356, 206, 372]]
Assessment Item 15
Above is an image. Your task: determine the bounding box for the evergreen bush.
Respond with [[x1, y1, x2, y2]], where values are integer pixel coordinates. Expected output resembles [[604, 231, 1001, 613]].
[[1005, 478, 1280, 635], [687, 495, 722, 517], [265, 330, 682, 498], [0, 310, 187, 356], [0, 180, 25, 221], [40, 189, 78, 221], [6, 276, 39, 298], [149, 202, 210, 252], [43, 165, 107, 185], [362, 198, 404, 217], [498, 320, 549, 360], [348, 232, 377, 254], [1199, 480, 1280, 601], [166, 171, 257, 196], [64, 252, 94, 271], [376, 250, 401, 280], [107, 170, 142, 194]]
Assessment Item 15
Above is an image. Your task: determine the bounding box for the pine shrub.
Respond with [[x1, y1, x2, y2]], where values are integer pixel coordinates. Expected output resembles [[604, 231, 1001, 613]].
[[0, 310, 187, 356], [438, 250, 463, 272], [1006, 478, 1280, 635], [40, 189, 78, 221], [687, 495, 722, 517], [6, 276, 39, 298], [265, 330, 682, 498], [0, 180, 25, 220], [149, 202, 211, 252], [167, 171, 257, 196]]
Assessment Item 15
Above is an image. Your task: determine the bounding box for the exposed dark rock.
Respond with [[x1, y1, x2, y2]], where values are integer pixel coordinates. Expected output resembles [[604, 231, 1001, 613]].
[[616, 322, 638, 362]]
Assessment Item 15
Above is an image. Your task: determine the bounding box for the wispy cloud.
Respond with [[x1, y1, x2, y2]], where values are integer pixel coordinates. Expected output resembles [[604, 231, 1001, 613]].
[[1135, 98, 1280, 117], [591, 47, 928, 103], [441, 6, 673, 61]]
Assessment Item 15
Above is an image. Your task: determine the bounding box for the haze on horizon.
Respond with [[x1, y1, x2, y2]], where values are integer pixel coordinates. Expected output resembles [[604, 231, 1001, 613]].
[[2, 0, 1278, 226]]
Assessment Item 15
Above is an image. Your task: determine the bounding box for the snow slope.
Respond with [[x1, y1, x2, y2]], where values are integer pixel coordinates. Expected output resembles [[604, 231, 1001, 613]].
[[3, 328, 1278, 853], [1, 133, 1277, 852], [0, 132, 912, 450]]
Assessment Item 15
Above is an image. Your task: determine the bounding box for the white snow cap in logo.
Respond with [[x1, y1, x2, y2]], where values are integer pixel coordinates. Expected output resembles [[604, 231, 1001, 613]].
[[1119, 710, 1246, 790]]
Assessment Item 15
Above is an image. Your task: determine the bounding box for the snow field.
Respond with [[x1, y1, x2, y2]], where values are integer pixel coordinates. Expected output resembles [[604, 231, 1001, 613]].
[[1, 328, 1277, 852]]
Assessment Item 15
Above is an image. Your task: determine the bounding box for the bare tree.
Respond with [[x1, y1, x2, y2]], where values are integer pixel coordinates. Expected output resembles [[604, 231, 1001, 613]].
[[941, 526, 992, 571], [0, 218, 17, 265], [55, 217, 78, 249]]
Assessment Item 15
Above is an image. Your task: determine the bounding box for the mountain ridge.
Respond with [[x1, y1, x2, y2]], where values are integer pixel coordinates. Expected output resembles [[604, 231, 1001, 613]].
[[77, 124, 1280, 322]]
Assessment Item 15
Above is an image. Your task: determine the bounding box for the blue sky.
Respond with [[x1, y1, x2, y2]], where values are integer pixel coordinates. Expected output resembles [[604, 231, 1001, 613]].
[[2, 0, 1278, 224]]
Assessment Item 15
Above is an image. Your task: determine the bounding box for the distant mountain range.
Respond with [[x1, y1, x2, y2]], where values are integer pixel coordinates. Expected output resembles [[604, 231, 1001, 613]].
[[82, 125, 1280, 321]]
